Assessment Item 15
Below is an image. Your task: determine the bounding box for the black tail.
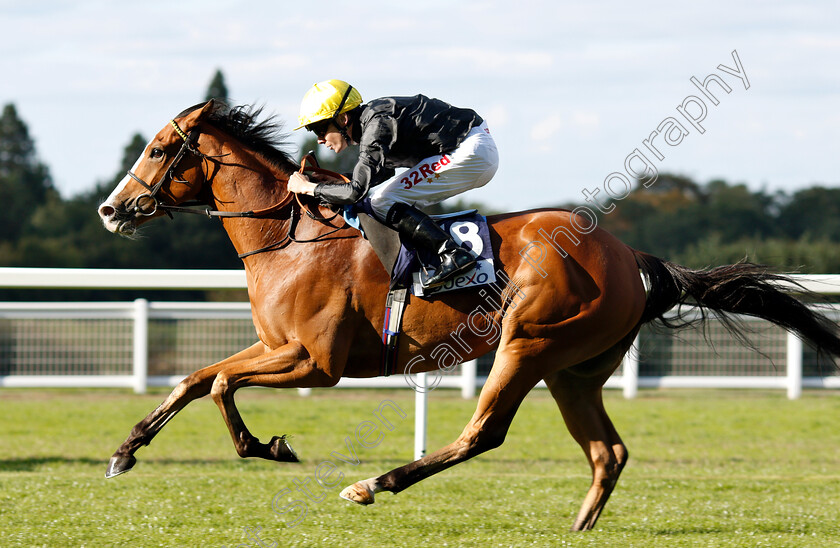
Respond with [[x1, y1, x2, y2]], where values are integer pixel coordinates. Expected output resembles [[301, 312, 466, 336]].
[[633, 250, 840, 358]]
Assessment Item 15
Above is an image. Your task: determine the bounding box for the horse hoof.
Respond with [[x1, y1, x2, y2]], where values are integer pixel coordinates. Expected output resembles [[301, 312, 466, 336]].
[[269, 436, 299, 463], [105, 454, 136, 478], [339, 482, 376, 505]]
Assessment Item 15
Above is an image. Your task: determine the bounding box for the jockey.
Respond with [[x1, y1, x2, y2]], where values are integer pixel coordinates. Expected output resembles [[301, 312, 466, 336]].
[[288, 79, 499, 289]]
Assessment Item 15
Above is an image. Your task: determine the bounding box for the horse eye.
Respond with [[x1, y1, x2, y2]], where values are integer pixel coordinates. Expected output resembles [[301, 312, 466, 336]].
[[150, 148, 164, 159]]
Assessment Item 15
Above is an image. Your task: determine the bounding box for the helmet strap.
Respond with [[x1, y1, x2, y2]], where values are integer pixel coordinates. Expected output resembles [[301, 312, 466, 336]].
[[331, 85, 355, 146]]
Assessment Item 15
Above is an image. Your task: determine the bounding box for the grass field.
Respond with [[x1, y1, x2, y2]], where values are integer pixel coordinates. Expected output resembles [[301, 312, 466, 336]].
[[1, 387, 840, 547]]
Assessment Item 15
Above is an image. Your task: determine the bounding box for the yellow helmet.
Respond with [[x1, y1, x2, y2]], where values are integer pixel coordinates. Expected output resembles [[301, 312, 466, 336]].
[[295, 79, 363, 130]]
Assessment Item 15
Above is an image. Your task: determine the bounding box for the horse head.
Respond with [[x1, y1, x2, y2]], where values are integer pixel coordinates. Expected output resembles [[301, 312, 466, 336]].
[[98, 101, 219, 236]]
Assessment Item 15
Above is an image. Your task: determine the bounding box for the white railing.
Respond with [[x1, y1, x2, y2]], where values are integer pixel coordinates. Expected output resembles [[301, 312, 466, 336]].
[[0, 297, 478, 399], [1, 268, 839, 403], [0, 267, 247, 289]]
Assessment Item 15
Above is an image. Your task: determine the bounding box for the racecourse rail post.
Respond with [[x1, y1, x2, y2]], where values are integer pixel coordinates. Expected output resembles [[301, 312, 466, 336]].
[[461, 359, 477, 399], [786, 331, 803, 400], [414, 372, 428, 460], [132, 298, 149, 395], [622, 335, 640, 399]]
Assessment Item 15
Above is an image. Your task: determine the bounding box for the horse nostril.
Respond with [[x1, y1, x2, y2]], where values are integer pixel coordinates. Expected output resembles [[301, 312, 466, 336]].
[[99, 205, 116, 218]]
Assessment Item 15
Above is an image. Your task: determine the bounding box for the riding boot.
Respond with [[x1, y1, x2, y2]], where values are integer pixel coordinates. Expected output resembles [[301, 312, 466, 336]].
[[386, 203, 477, 289]]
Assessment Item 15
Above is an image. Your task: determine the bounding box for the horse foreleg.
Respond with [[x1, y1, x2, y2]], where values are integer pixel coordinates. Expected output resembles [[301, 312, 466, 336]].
[[340, 347, 541, 504], [209, 340, 341, 463], [106, 341, 266, 478], [545, 367, 628, 532]]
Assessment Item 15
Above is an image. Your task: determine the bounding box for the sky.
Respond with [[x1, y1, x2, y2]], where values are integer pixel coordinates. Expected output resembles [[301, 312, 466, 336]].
[[0, 0, 838, 213]]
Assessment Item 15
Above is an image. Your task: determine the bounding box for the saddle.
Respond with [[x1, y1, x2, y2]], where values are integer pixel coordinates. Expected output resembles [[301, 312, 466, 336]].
[[348, 196, 500, 377], [346, 202, 497, 296]]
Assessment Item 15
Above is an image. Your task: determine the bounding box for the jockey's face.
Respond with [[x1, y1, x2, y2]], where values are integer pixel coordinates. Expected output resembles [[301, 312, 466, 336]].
[[319, 125, 348, 153], [315, 113, 352, 154]]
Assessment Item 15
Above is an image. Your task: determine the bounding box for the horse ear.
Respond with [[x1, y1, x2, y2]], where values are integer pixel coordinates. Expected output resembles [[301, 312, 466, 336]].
[[179, 100, 217, 131]]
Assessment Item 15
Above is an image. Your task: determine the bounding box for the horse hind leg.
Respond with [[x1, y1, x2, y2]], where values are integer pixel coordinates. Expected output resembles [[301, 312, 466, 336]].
[[545, 334, 635, 531], [340, 344, 544, 505]]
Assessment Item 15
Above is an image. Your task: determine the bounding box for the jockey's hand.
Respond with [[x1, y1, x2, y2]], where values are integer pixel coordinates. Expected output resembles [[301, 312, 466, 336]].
[[288, 172, 318, 196]]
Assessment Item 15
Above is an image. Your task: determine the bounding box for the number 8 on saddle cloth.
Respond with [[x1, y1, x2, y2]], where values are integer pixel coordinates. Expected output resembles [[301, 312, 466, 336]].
[[344, 201, 497, 297]]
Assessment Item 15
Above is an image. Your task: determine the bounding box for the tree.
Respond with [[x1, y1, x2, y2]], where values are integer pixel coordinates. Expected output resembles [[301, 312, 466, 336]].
[[777, 187, 840, 242], [118, 133, 148, 173], [0, 103, 55, 243], [204, 69, 229, 103], [591, 175, 782, 260], [701, 180, 778, 242], [673, 234, 840, 273]]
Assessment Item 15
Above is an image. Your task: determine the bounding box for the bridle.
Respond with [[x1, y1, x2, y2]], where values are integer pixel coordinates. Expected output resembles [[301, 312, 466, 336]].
[[126, 119, 353, 258], [126, 120, 205, 218]]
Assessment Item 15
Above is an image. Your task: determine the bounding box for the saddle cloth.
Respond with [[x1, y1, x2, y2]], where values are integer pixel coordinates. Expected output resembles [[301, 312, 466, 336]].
[[344, 201, 497, 296]]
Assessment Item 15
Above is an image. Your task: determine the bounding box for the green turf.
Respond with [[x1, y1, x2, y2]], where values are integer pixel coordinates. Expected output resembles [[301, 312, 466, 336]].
[[1, 387, 839, 547]]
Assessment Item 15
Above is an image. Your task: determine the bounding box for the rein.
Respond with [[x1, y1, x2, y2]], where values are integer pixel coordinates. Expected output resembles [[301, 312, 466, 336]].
[[128, 121, 354, 258], [236, 157, 353, 258]]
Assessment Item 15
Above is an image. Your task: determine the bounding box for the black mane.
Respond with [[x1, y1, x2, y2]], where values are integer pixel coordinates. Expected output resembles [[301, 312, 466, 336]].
[[177, 101, 298, 172]]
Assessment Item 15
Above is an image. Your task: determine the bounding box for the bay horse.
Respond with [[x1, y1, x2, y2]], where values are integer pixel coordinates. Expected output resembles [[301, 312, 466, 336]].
[[98, 100, 840, 531]]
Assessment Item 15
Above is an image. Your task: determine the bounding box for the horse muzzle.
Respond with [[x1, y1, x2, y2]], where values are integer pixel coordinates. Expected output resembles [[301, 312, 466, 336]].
[[98, 200, 140, 236]]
